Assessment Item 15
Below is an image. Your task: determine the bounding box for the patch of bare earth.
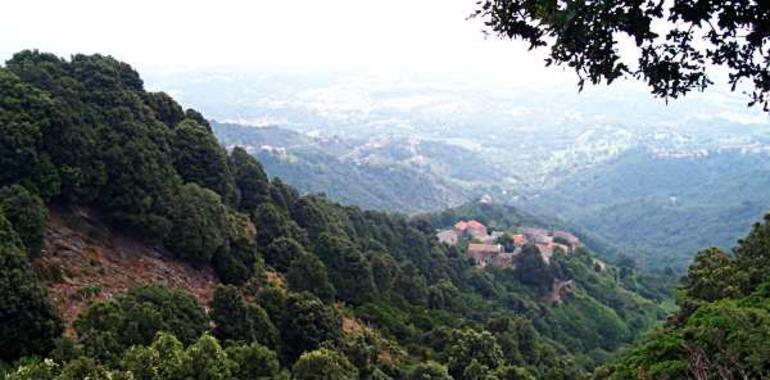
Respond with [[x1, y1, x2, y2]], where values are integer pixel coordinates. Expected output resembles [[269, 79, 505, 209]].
[[546, 279, 574, 304], [33, 206, 217, 333]]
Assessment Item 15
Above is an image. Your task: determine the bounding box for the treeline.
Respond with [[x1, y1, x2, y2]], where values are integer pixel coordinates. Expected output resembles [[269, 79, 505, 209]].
[[1, 51, 662, 379]]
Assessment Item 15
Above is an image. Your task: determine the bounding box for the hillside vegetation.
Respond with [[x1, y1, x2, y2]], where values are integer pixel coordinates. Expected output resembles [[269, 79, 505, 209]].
[[521, 149, 770, 271], [1, 51, 667, 379], [600, 215, 770, 379], [214, 123, 471, 214]]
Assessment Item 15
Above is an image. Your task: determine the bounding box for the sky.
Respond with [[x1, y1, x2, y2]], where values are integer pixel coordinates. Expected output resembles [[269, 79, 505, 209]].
[[2, 0, 766, 124], [0, 0, 559, 76]]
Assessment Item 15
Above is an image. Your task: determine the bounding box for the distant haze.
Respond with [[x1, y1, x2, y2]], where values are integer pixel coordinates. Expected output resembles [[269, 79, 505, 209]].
[[2, 0, 560, 77]]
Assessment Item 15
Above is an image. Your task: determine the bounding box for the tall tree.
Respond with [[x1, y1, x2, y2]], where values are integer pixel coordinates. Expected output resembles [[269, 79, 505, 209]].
[[230, 147, 270, 212]]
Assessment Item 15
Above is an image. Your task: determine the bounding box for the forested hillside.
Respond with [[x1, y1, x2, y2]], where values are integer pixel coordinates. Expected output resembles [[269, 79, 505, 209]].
[[213, 123, 471, 214], [520, 149, 770, 272], [1, 51, 667, 379]]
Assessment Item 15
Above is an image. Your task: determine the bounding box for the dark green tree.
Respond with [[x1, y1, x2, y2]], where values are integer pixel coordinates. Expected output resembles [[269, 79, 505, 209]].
[[255, 286, 289, 327], [291, 348, 358, 380], [0, 212, 62, 361], [281, 292, 343, 362], [314, 233, 375, 305], [74, 285, 208, 361], [678, 247, 742, 317], [213, 211, 258, 285], [514, 244, 556, 292], [165, 183, 228, 263], [210, 285, 279, 350], [286, 253, 336, 303], [226, 342, 283, 380], [0, 184, 48, 255], [733, 214, 770, 293], [144, 92, 185, 128], [428, 280, 461, 310], [172, 119, 237, 204], [4, 51, 104, 201], [290, 197, 333, 240], [230, 147, 270, 212], [265, 236, 306, 273], [120, 332, 187, 380], [408, 361, 452, 380], [251, 202, 306, 249], [369, 252, 399, 292], [0, 69, 62, 200], [268, 178, 299, 212], [493, 365, 536, 380], [184, 109, 210, 130], [177, 334, 234, 380], [393, 262, 428, 305], [446, 328, 504, 380]]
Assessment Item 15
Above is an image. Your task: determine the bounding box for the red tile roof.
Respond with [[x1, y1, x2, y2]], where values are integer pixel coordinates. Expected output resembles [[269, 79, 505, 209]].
[[467, 220, 486, 231], [454, 221, 468, 231], [468, 243, 501, 255], [512, 234, 527, 245]]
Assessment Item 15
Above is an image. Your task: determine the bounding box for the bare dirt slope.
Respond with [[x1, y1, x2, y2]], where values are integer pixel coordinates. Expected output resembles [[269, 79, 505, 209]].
[[34, 206, 217, 330]]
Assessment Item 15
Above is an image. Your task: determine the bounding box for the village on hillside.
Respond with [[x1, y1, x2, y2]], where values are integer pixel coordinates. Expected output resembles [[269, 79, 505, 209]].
[[436, 219, 582, 268]]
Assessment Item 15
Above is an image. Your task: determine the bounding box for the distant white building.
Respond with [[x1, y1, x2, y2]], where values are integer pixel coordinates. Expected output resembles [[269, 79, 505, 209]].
[[437, 229, 459, 245]]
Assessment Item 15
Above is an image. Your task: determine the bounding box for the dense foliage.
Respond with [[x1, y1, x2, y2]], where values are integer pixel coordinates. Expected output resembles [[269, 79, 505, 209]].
[[0, 184, 47, 256], [0, 210, 62, 361], [521, 148, 770, 272], [73, 285, 209, 362], [602, 215, 770, 379]]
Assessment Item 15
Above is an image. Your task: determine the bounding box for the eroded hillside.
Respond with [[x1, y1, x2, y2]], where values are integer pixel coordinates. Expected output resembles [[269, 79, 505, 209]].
[[35, 206, 217, 328]]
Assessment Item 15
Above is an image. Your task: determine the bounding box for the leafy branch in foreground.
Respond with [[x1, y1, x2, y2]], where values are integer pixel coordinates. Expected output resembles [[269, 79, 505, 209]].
[[474, 0, 770, 111]]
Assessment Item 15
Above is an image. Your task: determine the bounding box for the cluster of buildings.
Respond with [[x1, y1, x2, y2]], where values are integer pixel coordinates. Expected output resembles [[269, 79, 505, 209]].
[[436, 220, 581, 268]]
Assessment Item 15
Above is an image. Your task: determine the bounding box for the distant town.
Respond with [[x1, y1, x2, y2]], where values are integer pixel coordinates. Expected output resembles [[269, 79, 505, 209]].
[[437, 220, 582, 268]]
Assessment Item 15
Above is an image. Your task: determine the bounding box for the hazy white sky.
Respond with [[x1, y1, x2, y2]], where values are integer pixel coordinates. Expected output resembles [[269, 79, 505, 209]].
[[3, 0, 764, 120], [0, 0, 561, 78]]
